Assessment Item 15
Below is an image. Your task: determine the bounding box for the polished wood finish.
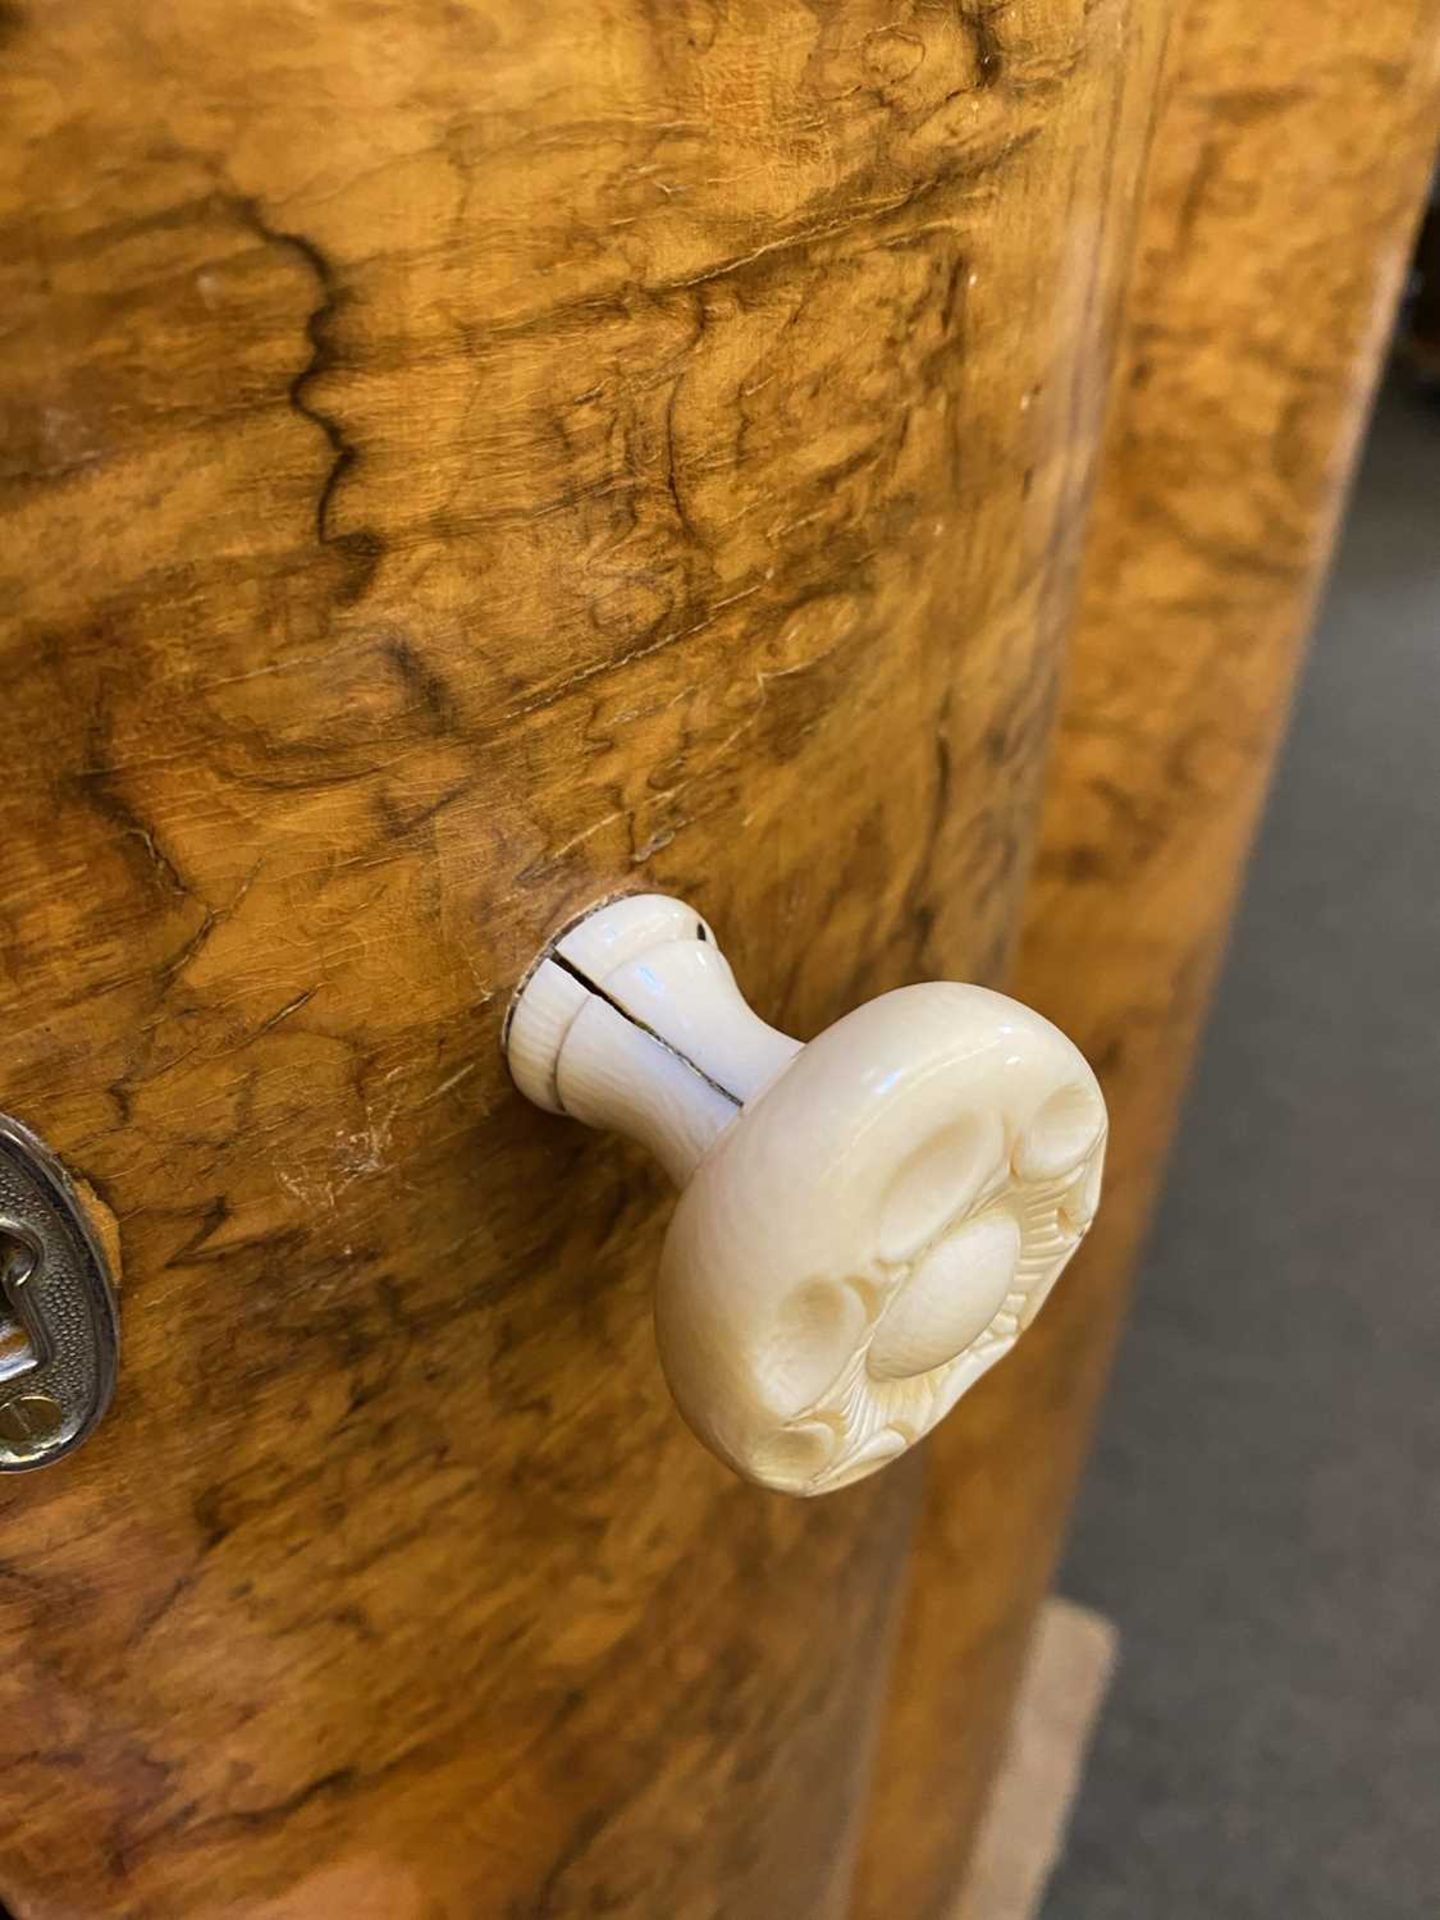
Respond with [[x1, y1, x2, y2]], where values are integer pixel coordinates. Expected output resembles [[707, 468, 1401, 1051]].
[[0, 3, 1160, 1913], [854, 4, 1440, 1913]]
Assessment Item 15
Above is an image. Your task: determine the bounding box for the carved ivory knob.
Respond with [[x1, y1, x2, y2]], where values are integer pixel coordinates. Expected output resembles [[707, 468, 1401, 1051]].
[[505, 895, 1107, 1497]]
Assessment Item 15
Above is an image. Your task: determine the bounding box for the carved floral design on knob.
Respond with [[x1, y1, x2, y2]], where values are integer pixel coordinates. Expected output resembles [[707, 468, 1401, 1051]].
[[506, 895, 1106, 1497]]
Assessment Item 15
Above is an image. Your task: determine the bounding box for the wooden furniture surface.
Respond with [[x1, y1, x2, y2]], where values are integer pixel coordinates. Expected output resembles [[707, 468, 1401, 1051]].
[[854, 3, 1440, 1913], [0, 3, 1161, 1915]]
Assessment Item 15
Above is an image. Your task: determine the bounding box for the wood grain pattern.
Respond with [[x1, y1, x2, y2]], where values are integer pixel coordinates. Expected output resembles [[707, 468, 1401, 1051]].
[[0, 2, 1158, 1913], [853, 4, 1440, 1913]]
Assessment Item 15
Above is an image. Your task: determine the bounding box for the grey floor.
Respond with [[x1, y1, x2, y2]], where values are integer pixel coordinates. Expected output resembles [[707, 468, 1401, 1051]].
[[1043, 378, 1440, 1919]]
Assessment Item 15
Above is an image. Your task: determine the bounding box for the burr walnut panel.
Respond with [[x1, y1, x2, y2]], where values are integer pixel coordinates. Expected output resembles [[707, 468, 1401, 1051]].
[[0, 1, 1159, 1914]]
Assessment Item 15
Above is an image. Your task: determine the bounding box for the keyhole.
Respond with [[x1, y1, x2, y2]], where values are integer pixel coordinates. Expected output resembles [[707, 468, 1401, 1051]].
[[0, 1228, 43, 1385]]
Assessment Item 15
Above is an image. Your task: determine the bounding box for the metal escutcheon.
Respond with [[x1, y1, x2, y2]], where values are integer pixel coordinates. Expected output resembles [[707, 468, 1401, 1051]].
[[0, 1113, 119, 1471]]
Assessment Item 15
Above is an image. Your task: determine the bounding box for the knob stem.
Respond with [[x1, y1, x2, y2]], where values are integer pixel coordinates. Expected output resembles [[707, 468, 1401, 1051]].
[[505, 897, 800, 1182]]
